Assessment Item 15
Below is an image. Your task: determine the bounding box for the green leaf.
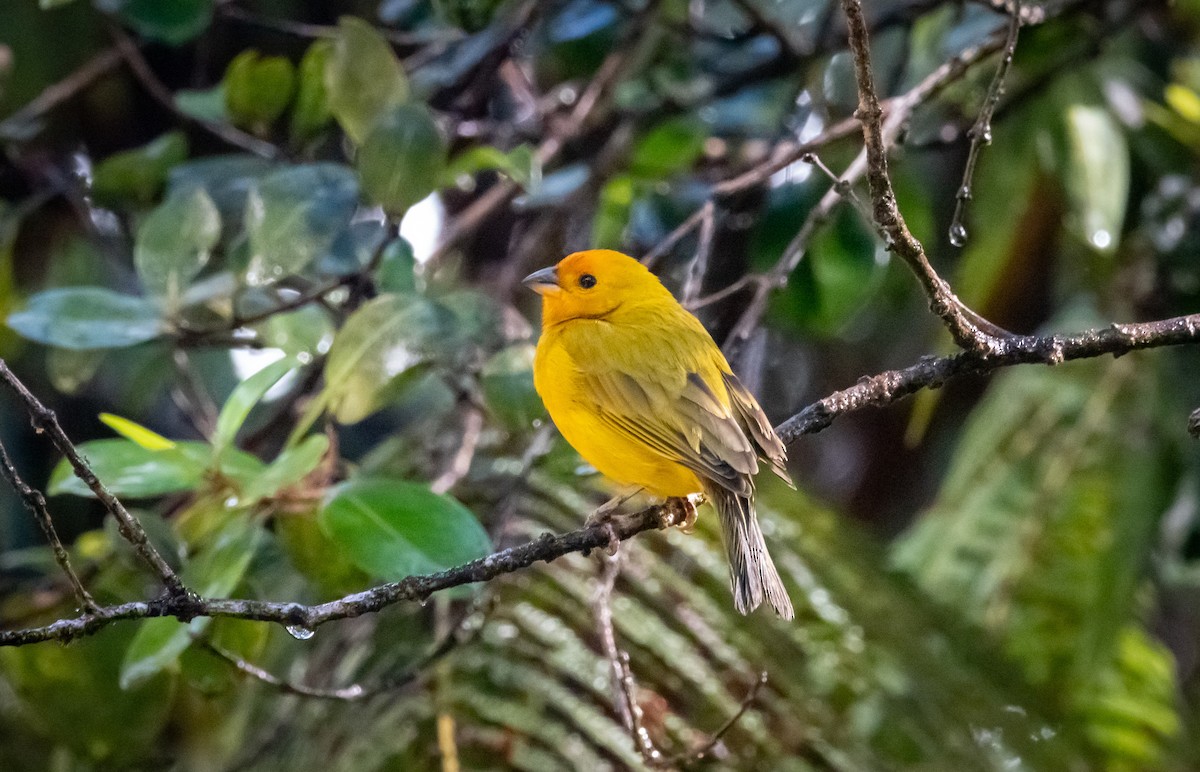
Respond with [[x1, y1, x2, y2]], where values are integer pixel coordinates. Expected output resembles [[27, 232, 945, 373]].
[[223, 50, 296, 132], [442, 143, 537, 188], [48, 439, 209, 498], [39, 0, 78, 8], [480, 344, 544, 430], [357, 103, 446, 216], [1064, 104, 1128, 253], [134, 189, 221, 305], [629, 117, 704, 178], [243, 163, 358, 285], [318, 478, 490, 579], [257, 304, 334, 357], [212, 355, 296, 455], [91, 131, 189, 207], [290, 40, 334, 144], [322, 293, 455, 423], [175, 85, 228, 123], [45, 347, 104, 394], [120, 516, 263, 689], [324, 16, 409, 144], [376, 237, 416, 293], [107, 0, 214, 45], [241, 434, 329, 502], [7, 287, 163, 350]]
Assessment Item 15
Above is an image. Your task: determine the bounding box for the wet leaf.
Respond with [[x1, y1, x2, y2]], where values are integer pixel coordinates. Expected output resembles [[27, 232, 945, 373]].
[[212, 355, 297, 455], [243, 164, 358, 285], [48, 440, 208, 498], [241, 433, 329, 502], [1064, 104, 1128, 253], [134, 188, 221, 305]]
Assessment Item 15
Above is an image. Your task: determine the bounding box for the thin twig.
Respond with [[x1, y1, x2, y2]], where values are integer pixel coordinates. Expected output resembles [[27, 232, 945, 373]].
[[840, 0, 1011, 352], [107, 23, 280, 159], [949, 3, 1022, 248], [594, 549, 666, 767], [0, 439, 98, 612], [679, 200, 716, 306], [674, 671, 768, 766], [0, 360, 188, 598], [0, 49, 123, 141]]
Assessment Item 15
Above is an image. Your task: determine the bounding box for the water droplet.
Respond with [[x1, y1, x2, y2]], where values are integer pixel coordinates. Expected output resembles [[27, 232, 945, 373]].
[[1090, 229, 1112, 250], [948, 222, 969, 247], [980, 126, 993, 145], [956, 185, 972, 201], [285, 624, 315, 640]]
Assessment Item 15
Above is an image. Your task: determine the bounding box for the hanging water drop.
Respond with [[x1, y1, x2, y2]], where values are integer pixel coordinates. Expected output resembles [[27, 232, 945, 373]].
[[285, 624, 315, 640], [948, 222, 968, 247]]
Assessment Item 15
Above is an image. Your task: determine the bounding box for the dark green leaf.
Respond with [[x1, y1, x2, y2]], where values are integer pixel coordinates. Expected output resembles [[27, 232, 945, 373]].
[[105, 0, 213, 45], [324, 16, 409, 144], [223, 50, 296, 132], [357, 103, 446, 216], [134, 189, 221, 305], [318, 477, 490, 578], [7, 288, 163, 350], [243, 164, 358, 285], [91, 131, 189, 207]]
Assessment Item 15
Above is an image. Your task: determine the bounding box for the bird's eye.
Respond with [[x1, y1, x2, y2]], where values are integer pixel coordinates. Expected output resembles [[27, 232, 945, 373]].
[[579, 274, 597, 289]]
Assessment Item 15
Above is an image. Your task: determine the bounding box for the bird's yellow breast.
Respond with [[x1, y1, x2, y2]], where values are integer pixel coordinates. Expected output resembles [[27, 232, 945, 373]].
[[533, 322, 703, 498]]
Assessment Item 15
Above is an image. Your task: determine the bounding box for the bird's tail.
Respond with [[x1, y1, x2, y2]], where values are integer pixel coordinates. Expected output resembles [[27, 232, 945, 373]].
[[703, 483, 794, 620]]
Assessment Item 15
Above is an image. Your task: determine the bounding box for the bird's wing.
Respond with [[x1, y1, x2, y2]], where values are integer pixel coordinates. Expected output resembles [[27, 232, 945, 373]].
[[723, 371, 793, 486], [567, 317, 762, 496]]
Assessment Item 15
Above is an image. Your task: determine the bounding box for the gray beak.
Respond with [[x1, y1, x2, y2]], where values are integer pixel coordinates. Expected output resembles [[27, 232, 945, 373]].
[[522, 266, 559, 295]]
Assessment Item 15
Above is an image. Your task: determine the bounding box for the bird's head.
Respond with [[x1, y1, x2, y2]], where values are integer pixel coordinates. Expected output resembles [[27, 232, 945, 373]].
[[522, 249, 668, 326]]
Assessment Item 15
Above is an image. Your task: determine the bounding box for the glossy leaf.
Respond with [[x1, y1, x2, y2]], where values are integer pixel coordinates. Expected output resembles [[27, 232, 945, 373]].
[[243, 164, 358, 285], [376, 237, 416, 293], [91, 131, 189, 207], [48, 440, 208, 498], [318, 477, 490, 579], [212, 355, 296, 455], [134, 188, 221, 304], [322, 293, 455, 423], [223, 50, 296, 132], [324, 16, 409, 144], [357, 103, 447, 216], [120, 516, 263, 689], [7, 287, 163, 350]]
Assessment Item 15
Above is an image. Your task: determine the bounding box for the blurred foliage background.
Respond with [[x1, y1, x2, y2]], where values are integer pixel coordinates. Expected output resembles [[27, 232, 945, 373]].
[[2, 0, 1200, 769]]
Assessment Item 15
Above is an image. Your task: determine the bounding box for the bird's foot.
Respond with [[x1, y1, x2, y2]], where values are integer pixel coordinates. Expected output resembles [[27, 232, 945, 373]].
[[660, 495, 702, 532], [585, 489, 642, 528]]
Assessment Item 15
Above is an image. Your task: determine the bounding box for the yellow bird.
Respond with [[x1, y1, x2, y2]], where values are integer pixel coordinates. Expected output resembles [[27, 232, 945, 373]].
[[524, 249, 794, 619]]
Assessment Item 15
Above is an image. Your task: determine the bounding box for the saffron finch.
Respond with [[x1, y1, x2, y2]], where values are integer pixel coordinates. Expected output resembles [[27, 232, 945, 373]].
[[524, 249, 794, 619]]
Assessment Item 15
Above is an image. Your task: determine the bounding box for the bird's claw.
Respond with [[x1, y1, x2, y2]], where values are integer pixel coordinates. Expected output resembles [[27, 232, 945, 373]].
[[660, 496, 700, 532]]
